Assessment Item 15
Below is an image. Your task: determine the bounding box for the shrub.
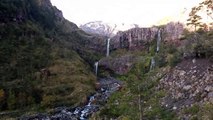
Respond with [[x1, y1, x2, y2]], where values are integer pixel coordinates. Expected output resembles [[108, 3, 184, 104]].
[[184, 104, 200, 115], [167, 52, 182, 67]]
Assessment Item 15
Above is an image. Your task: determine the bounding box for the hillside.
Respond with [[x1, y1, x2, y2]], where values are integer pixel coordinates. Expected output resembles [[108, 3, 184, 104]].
[[0, 0, 103, 118], [93, 22, 213, 119]]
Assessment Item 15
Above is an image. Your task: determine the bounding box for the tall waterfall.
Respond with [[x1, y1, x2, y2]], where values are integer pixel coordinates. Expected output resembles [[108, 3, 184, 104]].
[[94, 62, 99, 76], [106, 38, 110, 57], [150, 57, 155, 71], [156, 29, 161, 53]]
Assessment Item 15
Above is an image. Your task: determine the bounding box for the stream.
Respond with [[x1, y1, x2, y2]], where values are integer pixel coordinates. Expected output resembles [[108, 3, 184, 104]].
[[20, 77, 122, 120]]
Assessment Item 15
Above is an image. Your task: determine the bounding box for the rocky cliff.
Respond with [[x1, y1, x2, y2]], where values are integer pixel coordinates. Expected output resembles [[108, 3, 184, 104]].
[[80, 22, 184, 56], [110, 22, 184, 50], [112, 27, 158, 50], [99, 55, 137, 75]]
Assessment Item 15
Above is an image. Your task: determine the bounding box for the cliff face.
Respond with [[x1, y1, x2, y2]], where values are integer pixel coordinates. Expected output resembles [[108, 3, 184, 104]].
[[97, 22, 184, 74], [110, 22, 184, 50], [77, 22, 184, 56], [164, 22, 184, 44], [112, 27, 158, 50], [99, 55, 137, 75]]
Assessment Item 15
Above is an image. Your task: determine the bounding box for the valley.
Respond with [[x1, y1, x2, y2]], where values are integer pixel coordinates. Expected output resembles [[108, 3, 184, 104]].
[[0, 0, 212, 120]]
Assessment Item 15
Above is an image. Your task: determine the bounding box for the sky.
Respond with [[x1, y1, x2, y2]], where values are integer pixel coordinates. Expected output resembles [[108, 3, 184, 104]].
[[50, 0, 203, 27]]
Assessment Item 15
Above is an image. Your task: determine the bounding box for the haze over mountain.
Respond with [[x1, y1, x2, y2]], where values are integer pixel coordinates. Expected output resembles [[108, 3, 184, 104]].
[[80, 21, 141, 36], [50, 0, 204, 29]]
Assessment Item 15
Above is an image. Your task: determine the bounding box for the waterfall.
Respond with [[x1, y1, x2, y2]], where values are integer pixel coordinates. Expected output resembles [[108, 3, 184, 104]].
[[150, 57, 155, 71], [156, 29, 161, 53], [106, 38, 110, 57], [87, 96, 95, 106], [94, 62, 99, 76]]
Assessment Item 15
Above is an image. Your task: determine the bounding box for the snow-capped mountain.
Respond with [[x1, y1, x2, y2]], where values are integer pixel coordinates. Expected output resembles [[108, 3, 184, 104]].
[[80, 21, 116, 37], [80, 21, 142, 37]]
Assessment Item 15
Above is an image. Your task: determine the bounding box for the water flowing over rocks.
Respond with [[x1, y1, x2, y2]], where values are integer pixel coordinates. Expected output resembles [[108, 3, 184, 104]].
[[158, 59, 213, 119], [94, 61, 99, 76], [19, 77, 123, 120], [156, 29, 162, 52], [150, 57, 156, 71], [106, 38, 110, 57]]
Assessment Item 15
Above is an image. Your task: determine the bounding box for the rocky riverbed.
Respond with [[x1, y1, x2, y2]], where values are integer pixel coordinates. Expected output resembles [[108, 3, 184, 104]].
[[19, 77, 122, 120]]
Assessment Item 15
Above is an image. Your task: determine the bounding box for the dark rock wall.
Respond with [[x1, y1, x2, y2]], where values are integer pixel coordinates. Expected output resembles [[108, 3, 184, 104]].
[[110, 22, 184, 51]]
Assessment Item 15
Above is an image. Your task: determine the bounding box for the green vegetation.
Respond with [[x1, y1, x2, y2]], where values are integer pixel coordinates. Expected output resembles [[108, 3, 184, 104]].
[[93, 13, 212, 119], [95, 65, 176, 120], [183, 104, 200, 115], [182, 28, 213, 60], [199, 102, 213, 120], [187, 0, 212, 31], [181, 103, 213, 120], [0, 0, 100, 118], [93, 34, 179, 119]]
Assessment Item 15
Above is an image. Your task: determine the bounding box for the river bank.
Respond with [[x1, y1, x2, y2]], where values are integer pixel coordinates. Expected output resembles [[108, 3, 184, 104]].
[[19, 77, 122, 120]]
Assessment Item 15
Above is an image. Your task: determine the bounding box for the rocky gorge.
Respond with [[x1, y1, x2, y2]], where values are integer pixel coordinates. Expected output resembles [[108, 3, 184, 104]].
[[0, 0, 213, 119]]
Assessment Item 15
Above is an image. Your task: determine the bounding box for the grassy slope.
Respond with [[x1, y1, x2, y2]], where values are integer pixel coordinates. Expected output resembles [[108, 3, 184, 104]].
[[0, 0, 98, 118]]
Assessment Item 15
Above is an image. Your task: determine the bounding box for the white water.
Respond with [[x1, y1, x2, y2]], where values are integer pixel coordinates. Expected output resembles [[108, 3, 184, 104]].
[[156, 29, 161, 53], [150, 28, 161, 71], [150, 57, 155, 71], [87, 96, 95, 106], [94, 62, 99, 76], [106, 38, 110, 57]]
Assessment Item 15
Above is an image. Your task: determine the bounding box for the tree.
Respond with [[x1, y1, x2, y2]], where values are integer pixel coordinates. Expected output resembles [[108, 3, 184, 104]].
[[187, 0, 213, 31], [202, 0, 213, 19], [7, 90, 16, 110], [187, 8, 202, 31]]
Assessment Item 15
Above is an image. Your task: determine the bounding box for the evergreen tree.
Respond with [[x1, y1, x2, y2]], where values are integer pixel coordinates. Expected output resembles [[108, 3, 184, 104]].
[[187, 0, 213, 31]]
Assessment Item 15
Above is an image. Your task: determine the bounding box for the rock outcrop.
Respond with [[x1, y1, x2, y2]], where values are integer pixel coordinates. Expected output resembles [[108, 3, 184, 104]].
[[99, 55, 137, 75], [164, 22, 184, 43]]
